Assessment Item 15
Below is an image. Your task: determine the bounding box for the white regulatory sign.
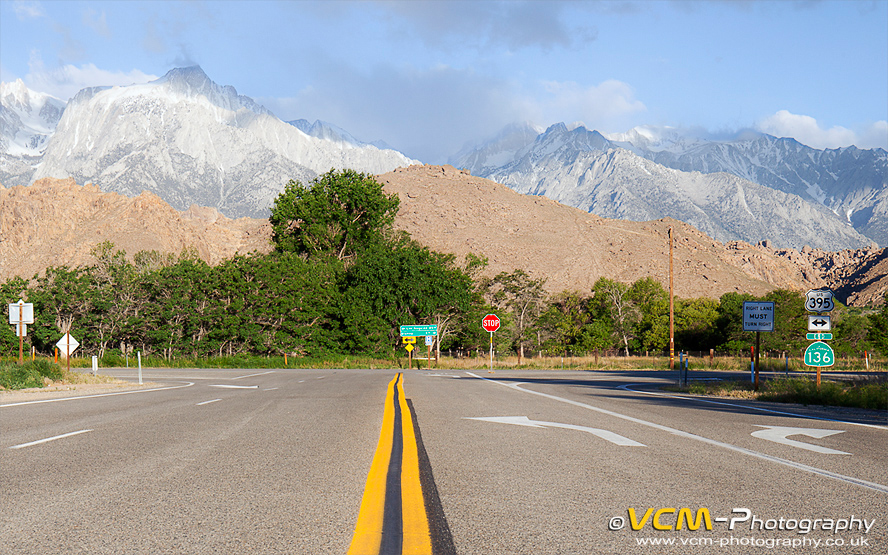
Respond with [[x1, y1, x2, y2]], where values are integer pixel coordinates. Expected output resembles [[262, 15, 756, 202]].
[[8, 300, 35, 324], [743, 301, 775, 332], [807, 315, 832, 332]]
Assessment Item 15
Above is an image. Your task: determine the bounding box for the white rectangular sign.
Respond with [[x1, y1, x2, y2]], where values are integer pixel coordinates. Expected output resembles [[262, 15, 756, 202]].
[[807, 315, 832, 332], [743, 301, 775, 332], [8, 301, 34, 324]]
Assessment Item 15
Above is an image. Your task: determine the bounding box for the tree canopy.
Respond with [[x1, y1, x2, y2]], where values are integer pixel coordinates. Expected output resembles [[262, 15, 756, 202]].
[[269, 169, 400, 262]]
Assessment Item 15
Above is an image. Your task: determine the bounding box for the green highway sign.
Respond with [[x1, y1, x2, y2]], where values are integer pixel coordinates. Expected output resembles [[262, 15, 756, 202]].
[[806, 333, 833, 341], [400, 324, 438, 337], [804, 341, 834, 367]]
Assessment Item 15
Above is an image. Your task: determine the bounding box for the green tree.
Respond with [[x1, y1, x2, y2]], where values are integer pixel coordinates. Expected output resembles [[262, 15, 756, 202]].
[[338, 237, 474, 355], [868, 295, 888, 356], [628, 277, 670, 351], [269, 169, 400, 262], [483, 269, 548, 363], [592, 278, 639, 356], [675, 297, 720, 351], [0, 276, 30, 358]]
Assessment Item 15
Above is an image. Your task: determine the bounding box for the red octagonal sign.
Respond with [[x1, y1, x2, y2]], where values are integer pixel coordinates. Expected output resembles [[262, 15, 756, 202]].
[[482, 313, 501, 333]]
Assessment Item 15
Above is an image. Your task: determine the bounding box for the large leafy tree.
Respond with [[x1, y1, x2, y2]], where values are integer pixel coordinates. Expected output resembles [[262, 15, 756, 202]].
[[483, 269, 548, 363], [592, 278, 640, 356], [269, 169, 400, 262], [338, 237, 474, 354]]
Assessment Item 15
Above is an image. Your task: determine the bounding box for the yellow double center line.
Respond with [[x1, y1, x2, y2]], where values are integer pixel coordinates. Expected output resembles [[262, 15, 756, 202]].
[[348, 374, 432, 555]]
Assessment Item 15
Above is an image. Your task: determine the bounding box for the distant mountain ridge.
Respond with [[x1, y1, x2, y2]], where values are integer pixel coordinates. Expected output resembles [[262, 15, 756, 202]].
[[1, 67, 416, 218], [453, 123, 886, 249]]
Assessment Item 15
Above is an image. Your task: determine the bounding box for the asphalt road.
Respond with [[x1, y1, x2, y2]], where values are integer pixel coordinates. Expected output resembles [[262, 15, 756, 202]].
[[2, 368, 886, 554]]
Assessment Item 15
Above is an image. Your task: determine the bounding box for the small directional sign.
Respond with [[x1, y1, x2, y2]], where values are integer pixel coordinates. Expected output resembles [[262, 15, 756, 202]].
[[807, 315, 832, 332], [807, 333, 833, 341], [400, 325, 437, 337], [402, 336, 416, 344]]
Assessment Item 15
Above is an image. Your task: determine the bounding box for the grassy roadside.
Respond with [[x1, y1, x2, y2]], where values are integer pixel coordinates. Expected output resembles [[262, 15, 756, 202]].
[[0, 359, 119, 391], [664, 377, 888, 411]]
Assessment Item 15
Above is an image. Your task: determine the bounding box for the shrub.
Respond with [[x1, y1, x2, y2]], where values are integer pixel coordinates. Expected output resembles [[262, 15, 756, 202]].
[[0, 359, 64, 390]]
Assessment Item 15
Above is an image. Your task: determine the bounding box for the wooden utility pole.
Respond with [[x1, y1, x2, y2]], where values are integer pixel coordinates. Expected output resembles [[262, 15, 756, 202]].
[[669, 227, 675, 370]]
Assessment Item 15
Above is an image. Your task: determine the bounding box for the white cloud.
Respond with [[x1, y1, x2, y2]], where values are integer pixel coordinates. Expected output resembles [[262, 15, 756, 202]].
[[259, 62, 528, 164], [534, 79, 646, 130], [13, 1, 44, 19], [82, 8, 111, 39], [757, 110, 887, 150], [25, 57, 157, 100]]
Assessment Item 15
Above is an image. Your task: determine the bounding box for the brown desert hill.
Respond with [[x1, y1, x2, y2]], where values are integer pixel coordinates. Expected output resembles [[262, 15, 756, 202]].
[[1, 169, 884, 307], [0, 178, 272, 280], [377, 165, 833, 300]]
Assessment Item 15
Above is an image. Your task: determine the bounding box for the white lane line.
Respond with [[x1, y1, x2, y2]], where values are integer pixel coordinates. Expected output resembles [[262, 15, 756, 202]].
[[209, 384, 259, 389], [232, 371, 275, 380], [197, 399, 222, 406], [616, 383, 888, 430], [264, 388, 279, 391], [467, 372, 888, 494], [10, 429, 93, 450], [0, 382, 195, 408]]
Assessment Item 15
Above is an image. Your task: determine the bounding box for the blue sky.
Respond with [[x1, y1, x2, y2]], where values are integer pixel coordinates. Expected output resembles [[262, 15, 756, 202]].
[[1, 0, 886, 163]]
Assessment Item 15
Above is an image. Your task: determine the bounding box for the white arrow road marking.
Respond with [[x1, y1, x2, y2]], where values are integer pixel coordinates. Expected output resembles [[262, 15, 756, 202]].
[[751, 426, 850, 455], [209, 384, 259, 389], [465, 416, 645, 447], [468, 373, 888, 494]]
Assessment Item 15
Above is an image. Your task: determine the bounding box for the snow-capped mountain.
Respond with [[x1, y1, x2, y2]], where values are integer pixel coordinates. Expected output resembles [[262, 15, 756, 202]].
[[454, 123, 886, 248], [608, 127, 888, 244], [6, 67, 416, 217], [470, 123, 874, 250], [0, 79, 65, 156], [287, 119, 395, 151], [0, 80, 67, 188]]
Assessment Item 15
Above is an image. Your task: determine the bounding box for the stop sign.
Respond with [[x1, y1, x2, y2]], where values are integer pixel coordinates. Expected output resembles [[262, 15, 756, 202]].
[[482, 313, 501, 332]]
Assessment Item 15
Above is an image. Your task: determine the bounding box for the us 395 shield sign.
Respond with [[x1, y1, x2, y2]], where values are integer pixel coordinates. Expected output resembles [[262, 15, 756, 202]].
[[805, 289, 834, 314]]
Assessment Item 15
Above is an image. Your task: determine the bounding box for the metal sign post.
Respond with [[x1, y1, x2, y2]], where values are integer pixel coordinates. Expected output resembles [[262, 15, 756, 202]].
[[742, 301, 775, 391], [804, 289, 835, 387], [9, 300, 35, 365], [482, 314, 500, 372]]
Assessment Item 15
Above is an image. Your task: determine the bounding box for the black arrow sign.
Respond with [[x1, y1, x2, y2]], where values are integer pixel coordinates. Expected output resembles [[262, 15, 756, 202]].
[[812, 319, 827, 326]]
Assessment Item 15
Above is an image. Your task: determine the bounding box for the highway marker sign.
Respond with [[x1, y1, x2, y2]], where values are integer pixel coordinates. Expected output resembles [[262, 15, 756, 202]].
[[805, 289, 834, 313], [804, 341, 834, 368]]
